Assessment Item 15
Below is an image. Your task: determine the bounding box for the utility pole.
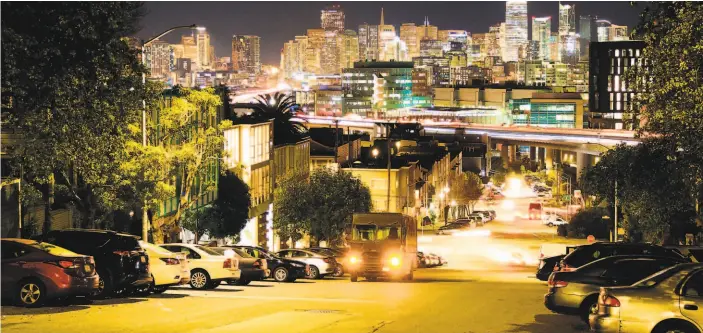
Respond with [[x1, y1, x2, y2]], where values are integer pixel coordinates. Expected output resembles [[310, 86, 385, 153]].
[[334, 119, 339, 168], [614, 180, 618, 242], [386, 124, 392, 212]]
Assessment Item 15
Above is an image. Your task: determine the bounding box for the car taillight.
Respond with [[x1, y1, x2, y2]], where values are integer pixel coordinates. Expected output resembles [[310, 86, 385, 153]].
[[600, 295, 620, 307], [223, 258, 232, 269], [323, 257, 332, 263], [160, 258, 179, 265], [253, 259, 261, 268], [57, 260, 79, 269], [547, 275, 568, 288]]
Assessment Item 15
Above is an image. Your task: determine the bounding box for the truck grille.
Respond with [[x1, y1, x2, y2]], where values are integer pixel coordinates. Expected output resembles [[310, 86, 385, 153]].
[[362, 252, 382, 272]]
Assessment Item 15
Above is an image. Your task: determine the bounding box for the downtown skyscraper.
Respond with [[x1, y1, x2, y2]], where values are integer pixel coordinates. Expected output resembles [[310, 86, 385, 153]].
[[531, 17, 551, 61], [231, 35, 261, 74], [505, 0, 527, 62], [321, 5, 345, 32], [358, 23, 379, 61]]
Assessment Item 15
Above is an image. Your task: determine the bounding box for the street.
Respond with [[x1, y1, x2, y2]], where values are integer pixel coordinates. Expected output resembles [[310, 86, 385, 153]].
[[1, 199, 590, 333]]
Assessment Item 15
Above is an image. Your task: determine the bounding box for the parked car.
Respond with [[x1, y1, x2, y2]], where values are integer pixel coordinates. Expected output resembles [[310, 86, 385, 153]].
[[545, 255, 688, 322], [417, 252, 429, 268], [276, 249, 337, 279], [1, 238, 99, 307], [138, 241, 189, 294], [473, 210, 496, 221], [590, 263, 703, 333], [307, 247, 347, 277], [227, 245, 307, 283], [159, 244, 240, 290], [537, 254, 565, 281], [437, 221, 472, 235], [558, 242, 689, 272], [35, 229, 152, 298], [210, 247, 266, 286], [543, 216, 568, 227]]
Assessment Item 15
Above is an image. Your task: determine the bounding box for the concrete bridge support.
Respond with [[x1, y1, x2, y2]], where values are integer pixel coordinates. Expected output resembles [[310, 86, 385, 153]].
[[500, 144, 509, 169], [576, 152, 590, 180], [544, 147, 554, 170]]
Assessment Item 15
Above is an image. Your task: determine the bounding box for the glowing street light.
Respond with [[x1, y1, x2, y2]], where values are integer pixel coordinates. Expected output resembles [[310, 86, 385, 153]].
[[372, 148, 379, 158], [451, 200, 457, 206], [395, 141, 401, 150], [443, 186, 450, 193], [439, 192, 445, 200]]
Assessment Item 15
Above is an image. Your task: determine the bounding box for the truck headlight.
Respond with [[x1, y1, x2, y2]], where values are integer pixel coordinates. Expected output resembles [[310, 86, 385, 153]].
[[390, 256, 401, 267], [349, 256, 360, 264]]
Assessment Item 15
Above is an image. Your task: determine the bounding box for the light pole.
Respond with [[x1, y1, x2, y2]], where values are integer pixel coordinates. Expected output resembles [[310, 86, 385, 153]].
[[140, 24, 200, 242]]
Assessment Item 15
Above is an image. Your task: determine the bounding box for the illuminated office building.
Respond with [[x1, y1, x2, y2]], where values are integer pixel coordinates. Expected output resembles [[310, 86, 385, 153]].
[[378, 8, 397, 61], [419, 39, 443, 57], [338, 30, 359, 71], [505, 1, 527, 62], [579, 15, 597, 59], [196, 30, 211, 68], [417, 17, 439, 42], [400, 23, 419, 59], [321, 30, 340, 74], [358, 23, 379, 61], [144, 39, 172, 79], [321, 5, 345, 32], [532, 17, 551, 61], [589, 40, 646, 129], [306, 28, 325, 74], [232, 35, 261, 74], [558, 3, 576, 36]]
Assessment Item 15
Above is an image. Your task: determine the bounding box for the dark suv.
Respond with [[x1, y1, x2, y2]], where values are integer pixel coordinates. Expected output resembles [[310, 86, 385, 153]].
[[230, 245, 308, 282], [559, 242, 689, 272], [35, 229, 152, 297]]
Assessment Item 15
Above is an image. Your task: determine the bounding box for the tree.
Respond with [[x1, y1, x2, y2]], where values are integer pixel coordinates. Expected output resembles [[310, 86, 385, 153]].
[[200, 171, 251, 240], [273, 169, 372, 247], [273, 174, 312, 247], [564, 208, 610, 239], [2, 2, 150, 232], [247, 92, 308, 144], [308, 169, 372, 245], [148, 87, 228, 242], [449, 171, 484, 216], [581, 138, 696, 244], [626, 2, 703, 215]]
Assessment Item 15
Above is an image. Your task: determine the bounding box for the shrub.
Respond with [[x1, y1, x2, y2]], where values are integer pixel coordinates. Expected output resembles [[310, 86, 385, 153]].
[[566, 208, 609, 239]]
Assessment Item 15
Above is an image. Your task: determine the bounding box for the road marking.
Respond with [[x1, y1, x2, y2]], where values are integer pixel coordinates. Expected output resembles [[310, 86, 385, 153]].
[[194, 311, 349, 333], [164, 290, 378, 304]]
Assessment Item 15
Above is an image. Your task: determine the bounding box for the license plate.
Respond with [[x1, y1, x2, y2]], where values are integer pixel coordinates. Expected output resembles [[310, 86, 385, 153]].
[[84, 264, 91, 272], [140, 256, 146, 263]]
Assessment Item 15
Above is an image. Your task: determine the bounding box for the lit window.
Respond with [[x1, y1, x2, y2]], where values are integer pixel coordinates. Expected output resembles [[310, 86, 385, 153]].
[[615, 49, 620, 57], [615, 122, 623, 130], [636, 49, 640, 57], [614, 75, 620, 92]]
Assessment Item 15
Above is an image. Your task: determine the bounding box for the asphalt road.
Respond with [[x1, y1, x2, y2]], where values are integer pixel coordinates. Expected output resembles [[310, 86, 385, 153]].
[[2, 198, 590, 333]]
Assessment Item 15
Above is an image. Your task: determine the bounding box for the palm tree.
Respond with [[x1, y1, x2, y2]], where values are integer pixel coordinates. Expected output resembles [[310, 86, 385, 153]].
[[249, 92, 308, 144]]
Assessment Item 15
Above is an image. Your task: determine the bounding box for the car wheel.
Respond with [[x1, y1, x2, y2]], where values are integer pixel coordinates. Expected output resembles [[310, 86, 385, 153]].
[[235, 279, 251, 286], [366, 276, 378, 282], [307, 265, 320, 279], [653, 321, 700, 333], [547, 222, 554, 227], [207, 280, 221, 289], [190, 269, 210, 290], [403, 271, 414, 281], [333, 265, 344, 277], [152, 286, 169, 294], [16, 278, 46, 307], [92, 271, 114, 299], [580, 296, 599, 324], [273, 267, 289, 282], [350, 273, 358, 282]]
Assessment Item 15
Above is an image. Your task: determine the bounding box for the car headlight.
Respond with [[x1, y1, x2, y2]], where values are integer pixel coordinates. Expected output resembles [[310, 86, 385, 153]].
[[390, 256, 401, 267], [349, 256, 360, 264]]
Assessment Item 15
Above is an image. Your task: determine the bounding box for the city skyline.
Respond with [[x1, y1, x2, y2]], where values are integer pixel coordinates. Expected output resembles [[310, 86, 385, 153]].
[[139, 1, 642, 65]]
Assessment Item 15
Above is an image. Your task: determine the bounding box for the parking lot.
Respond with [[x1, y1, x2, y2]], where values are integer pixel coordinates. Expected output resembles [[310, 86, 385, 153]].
[[2, 211, 589, 333]]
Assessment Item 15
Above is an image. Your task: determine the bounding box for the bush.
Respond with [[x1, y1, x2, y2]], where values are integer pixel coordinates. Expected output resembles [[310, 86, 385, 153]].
[[566, 208, 609, 239], [556, 224, 568, 237]]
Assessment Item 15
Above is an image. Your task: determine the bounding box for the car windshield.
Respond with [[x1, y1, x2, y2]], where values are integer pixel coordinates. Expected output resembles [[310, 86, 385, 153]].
[[196, 246, 225, 256], [352, 225, 402, 241], [27, 242, 80, 257], [232, 248, 253, 258], [139, 241, 175, 256], [631, 264, 688, 287]]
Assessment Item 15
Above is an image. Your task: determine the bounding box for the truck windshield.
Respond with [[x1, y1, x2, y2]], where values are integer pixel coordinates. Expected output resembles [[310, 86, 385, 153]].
[[353, 225, 402, 241]]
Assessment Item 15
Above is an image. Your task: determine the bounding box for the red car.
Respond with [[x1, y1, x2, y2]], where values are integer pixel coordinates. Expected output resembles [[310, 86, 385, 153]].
[[1, 238, 99, 307]]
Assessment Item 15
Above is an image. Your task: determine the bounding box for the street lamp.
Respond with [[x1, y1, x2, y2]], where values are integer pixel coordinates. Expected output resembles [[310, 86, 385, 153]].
[[372, 148, 379, 158], [140, 24, 200, 242]]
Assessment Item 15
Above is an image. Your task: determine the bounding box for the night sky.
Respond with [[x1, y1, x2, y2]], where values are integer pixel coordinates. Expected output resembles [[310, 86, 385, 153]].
[[139, 1, 644, 65]]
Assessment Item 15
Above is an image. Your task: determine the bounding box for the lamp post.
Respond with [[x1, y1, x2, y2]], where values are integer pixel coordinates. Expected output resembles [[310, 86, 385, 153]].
[[140, 24, 200, 242]]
